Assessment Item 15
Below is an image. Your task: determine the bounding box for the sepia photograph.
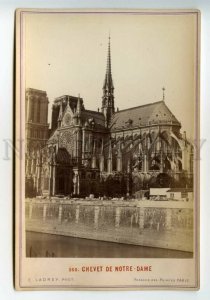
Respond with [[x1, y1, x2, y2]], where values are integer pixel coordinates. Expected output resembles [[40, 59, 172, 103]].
[[15, 9, 200, 290]]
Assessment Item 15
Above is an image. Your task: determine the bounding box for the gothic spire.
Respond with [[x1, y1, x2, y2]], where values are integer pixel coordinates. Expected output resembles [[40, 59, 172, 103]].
[[103, 35, 114, 91], [76, 94, 82, 114], [102, 35, 115, 127], [57, 103, 63, 127], [58, 103, 63, 121], [162, 87, 165, 101]]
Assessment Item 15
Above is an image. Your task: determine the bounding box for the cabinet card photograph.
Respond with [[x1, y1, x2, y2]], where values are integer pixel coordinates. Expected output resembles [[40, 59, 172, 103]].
[[15, 9, 200, 290]]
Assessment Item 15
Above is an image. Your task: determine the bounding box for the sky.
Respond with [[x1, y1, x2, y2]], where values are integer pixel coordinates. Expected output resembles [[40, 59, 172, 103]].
[[24, 11, 198, 138]]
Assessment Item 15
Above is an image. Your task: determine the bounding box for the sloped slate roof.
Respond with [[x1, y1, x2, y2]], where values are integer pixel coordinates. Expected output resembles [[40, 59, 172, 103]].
[[82, 110, 105, 128], [110, 101, 180, 130]]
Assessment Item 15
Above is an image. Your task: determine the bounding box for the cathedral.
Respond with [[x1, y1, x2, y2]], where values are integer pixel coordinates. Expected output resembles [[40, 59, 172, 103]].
[[25, 38, 193, 198]]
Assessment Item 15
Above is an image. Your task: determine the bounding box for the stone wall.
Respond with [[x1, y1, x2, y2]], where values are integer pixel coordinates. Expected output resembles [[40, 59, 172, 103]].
[[25, 199, 193, 252]]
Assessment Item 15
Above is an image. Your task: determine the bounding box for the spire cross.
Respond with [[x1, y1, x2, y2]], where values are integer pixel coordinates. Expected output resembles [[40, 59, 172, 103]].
[[162, 87, 165, 101]]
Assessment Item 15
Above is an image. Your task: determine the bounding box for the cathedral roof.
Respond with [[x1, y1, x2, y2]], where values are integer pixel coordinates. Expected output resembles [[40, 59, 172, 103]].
[[82, 110, 106, 128], [110, 101, 181, 130]]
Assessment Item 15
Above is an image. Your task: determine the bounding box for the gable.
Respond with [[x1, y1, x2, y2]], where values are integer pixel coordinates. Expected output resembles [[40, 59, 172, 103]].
[[61, 103, 74, 127]]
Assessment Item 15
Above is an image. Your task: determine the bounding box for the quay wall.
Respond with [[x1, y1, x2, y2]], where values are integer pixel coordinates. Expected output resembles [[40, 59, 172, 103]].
[[25, 199, 193, 252]]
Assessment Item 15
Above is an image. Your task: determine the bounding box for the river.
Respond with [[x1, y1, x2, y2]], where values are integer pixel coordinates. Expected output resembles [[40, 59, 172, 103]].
[[26, 231, 193, 258]]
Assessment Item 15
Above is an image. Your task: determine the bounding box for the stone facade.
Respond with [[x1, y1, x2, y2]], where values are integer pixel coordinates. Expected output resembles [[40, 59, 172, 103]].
[[25, 38, 193, 198], [25, 88, 49, 196]]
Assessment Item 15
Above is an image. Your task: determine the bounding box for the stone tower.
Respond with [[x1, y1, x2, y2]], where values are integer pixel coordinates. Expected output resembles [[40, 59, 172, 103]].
[[25, 88, 49, 152]]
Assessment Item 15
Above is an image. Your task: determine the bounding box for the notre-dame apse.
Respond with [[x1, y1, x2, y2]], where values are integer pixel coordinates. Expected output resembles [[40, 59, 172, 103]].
[[25, 37, 193, 198]]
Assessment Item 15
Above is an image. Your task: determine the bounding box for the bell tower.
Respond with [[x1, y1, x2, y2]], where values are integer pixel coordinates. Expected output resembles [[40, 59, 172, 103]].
[[101, 35, 115, 127]]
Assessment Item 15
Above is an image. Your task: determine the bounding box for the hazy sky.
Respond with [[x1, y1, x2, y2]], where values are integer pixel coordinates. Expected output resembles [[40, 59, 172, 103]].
[[24, 11, 198, 137]]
